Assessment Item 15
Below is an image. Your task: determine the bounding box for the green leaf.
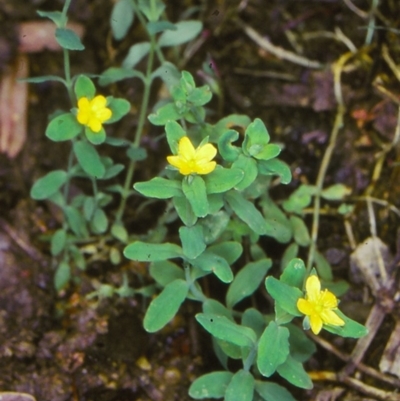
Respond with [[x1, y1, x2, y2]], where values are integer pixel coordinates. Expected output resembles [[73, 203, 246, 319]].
[[290, 215, 310, 246], [211, 114, 251, 142], [73, 140, 105, 178], [196, 313, 257, 347], [287, 324, 317, 362], [124, 241, 183, 262], [111, 223, 128, 243], [321, 184, 351, 200], [147, 20, 176, 34], [111, 0, 135, 40], [138, 0, 165, 21], [37, 10, 65, 26], [74, 75, 95, 99], [261, 196, 292, 244], [90, 208, 108, 234], [45, 113, 82, 141], [65, 206, 88, 237], [158, 20, 202, 47], [189, 371, 233, 399], [203, 299, 233, 320], [218, 129, 240, 162], [208, 241, 243, 264], [54, 261, 71, 291], [143, 279, 188, 332], [85, 127, 106, 145], [265, 277, 303, 316], [226, 259, 272, 308], [187, 86, 212, 107], [231, 155, 258, 190], [99, 67, 145, 86], [148, 102, 181, 125], [30, 170, 67, 200], [70, 245, 86, 270], [165, 120, 186, 154], [149, 260, 184, 286], [314, 250, 333, 281], [106, 98, 130, 123], [51, 229, 67, 256], [173, 196, 197, 226], [225, 191, 267, 235], [277, 355, 313, 389], [134, 178, 182, 199], [20, 75, 65, 84], [323, 310, 368, 338], [280, 258, 306, 289], [243, 118, 270, 155], [102, 163, 125, 179], [258, 159, 292, 184], [281, 243, 299, 271], [241, 308, 266, 338], [225, 370, 254, 401], [282, 185, 316, 213], [126, 146, 147, 161], [122, 42, 150, 69], [324, 279, 350, 297], [191, 252, 233, 283], [257, 322, 290, 377], [254, 381, 296, 401], [199, 211, 229, 243], [55, 27, 84, 51], [179, 225, 206, 259], [203, 167, 244, 194], [182, 176, 209, 218], [151, 62, 182, 91], [252, 143, 281, 161]]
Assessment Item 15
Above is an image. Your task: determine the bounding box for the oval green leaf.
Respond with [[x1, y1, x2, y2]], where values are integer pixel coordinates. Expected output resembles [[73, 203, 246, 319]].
[[45, 113, 82, 141], [124, 241, 183, 262], [73, 140, 105, 178], [189, 371, 233, 399], [30, 170, 67, 200], [143, 279, 188, 332]]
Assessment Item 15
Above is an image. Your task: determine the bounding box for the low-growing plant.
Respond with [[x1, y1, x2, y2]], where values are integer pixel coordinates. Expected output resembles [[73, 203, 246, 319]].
[[28, 0, 367, 400]]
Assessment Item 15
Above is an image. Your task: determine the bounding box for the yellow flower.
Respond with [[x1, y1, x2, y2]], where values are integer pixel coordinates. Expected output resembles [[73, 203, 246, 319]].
[[297, 275, 345, 335], [77, 95, 112, 133], [167, 136, 217, 175]]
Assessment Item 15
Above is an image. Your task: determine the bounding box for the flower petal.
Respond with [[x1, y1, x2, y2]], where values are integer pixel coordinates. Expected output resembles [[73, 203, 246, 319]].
[[320, 290, 338, 309], [194, 161, 216, 175], [88, 117, 102, 133], [297, 298, 313, 316], [306, 275, 321, 302], [91, 95, 107, 109], [178, 137, 196, 160], [195, 143, 217, 162], [320, 309, 345, 327], [309, 314, 323, 335]]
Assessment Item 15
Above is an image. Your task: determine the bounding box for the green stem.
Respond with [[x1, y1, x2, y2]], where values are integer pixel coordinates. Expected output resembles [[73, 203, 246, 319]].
[[115, 34, 157, 223], [184, 263, 207, 302], [243, 343, 258, 372], [61, 0, 72, 21], [63, 49, 75, 103]]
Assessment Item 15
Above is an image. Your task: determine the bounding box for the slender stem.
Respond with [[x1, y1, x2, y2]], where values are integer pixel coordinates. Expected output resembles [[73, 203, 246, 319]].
[[63, 49, 75, 103], [61, 0, 72, 21], [115, 34, 156, 223], [184, 264, 207, 302], [243, 343, 258, 371], [306, 53, 354, 273]]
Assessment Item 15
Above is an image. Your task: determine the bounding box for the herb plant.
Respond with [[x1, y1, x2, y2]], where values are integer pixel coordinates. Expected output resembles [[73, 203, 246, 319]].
[[28, 1, 367, 400]]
